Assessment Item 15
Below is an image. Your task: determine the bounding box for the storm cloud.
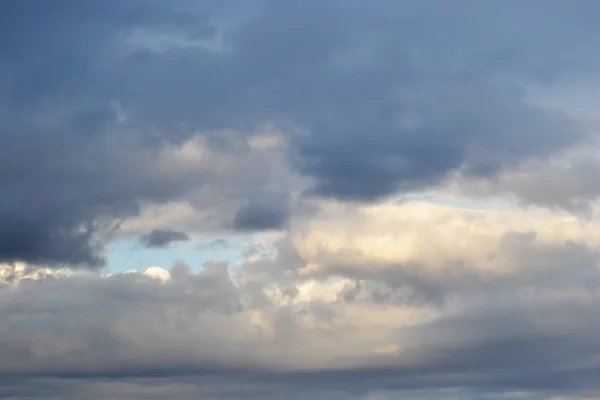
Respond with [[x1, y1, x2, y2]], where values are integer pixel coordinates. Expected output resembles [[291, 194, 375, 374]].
[[3, 0, 600, 266]]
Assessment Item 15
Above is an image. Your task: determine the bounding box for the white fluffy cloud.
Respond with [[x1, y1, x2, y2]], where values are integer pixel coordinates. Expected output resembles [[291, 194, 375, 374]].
[[288, 201, 600, 286]]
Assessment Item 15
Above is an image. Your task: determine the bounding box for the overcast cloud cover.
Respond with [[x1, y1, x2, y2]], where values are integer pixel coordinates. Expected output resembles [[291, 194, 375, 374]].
[[3, 0, 600, 399]]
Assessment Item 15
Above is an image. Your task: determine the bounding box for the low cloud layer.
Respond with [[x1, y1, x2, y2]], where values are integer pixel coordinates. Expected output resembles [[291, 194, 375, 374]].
[[3, 201, 600, 398]]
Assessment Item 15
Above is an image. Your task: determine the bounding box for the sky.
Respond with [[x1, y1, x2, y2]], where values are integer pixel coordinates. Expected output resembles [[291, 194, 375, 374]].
[[4, 0, 600, 399]]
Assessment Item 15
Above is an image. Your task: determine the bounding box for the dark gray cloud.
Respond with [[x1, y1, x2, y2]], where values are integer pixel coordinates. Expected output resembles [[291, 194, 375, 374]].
[[389, 301, 600, 393], [0, 375, 582, 400], [140, 229, 190, 248], [3, 0, 600, 266], [118, 0, 592, 202], [0, 1, 215, 267], [233, 199, 290, 231]]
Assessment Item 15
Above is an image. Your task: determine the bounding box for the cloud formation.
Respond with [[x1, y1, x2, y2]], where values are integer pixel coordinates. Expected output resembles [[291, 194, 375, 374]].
[[3, 0, 600, 267], [139, 228, 190, 248], [2, 209, 600, 398], [4, 0, 600, 398]]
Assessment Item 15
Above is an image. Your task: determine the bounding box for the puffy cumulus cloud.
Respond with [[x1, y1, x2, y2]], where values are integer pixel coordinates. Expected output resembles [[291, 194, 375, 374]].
[[142, 266, 171, 282], [0, 263, 72, 285], [286, 201, 600, 300]]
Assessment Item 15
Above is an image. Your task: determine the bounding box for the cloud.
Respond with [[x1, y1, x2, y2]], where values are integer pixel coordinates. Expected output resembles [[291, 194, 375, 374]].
[[287, 201, 600, 297], [447, 145, 600, 214], [4, 1, 600, 267], [0, 1, 267, 267], [197, 238, 236, 251], [233, 197, 290, 231], [1, 231, 600, 398], [0, 263, 72, 285], [139, 228, 190, 248], [4, 1, 600, 398], [0, 377, 586, 400]]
